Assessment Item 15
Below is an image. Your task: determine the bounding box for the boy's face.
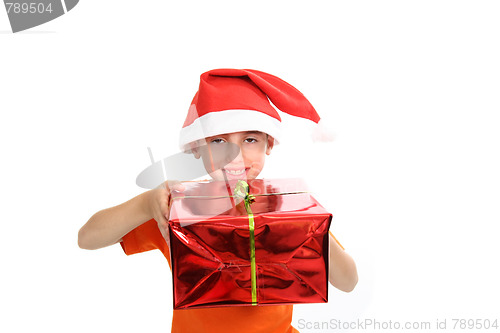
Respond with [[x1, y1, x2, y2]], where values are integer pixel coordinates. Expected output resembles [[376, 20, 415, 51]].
[[191, 131, 274, 181]]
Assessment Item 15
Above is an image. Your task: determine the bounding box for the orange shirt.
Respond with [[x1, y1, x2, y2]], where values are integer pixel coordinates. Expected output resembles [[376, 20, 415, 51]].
[[121, 219, 300, 333]]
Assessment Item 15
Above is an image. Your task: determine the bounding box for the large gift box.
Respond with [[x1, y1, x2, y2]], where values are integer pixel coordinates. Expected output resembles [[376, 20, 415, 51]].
[[167, 178, 331, 310]]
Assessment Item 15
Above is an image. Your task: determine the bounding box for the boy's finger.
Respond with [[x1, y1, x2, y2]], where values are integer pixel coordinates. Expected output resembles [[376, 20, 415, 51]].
[[166, 180, 186, 193], [172, 184, 186, 192], [156, 181, 168, 191]]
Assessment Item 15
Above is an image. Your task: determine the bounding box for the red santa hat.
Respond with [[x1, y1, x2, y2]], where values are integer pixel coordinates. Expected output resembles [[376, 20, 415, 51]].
[[179, 68, 333, 152]]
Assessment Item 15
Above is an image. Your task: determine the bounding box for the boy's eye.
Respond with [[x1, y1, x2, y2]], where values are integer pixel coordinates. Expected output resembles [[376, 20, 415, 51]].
[[244, 137, 258, 143], [210, 138, 226, 144]]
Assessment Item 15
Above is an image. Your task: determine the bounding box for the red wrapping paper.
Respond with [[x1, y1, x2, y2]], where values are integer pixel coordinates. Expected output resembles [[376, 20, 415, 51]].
[[167, 178, 331, 310]]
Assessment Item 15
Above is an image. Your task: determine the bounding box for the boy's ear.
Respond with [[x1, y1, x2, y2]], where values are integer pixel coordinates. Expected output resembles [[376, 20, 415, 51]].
[[190, 142, 201, 159], [266, 135, 275, 155]]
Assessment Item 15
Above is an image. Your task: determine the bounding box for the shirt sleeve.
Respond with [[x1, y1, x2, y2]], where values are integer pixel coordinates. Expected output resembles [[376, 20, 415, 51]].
[[329, 230, 345, 250], [120, 218, 168, 256]]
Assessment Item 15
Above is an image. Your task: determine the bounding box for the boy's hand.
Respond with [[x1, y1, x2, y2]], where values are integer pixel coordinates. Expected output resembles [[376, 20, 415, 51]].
[[79, 182, 187, 250], [146, 181, 185, 244]]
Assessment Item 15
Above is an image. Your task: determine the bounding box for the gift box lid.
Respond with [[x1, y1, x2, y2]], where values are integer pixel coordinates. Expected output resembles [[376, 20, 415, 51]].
[[169, 178, 328, 226]]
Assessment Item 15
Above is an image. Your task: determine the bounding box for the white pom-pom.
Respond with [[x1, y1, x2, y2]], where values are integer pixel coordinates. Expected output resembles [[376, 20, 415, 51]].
[[311, 119, 335, 142]]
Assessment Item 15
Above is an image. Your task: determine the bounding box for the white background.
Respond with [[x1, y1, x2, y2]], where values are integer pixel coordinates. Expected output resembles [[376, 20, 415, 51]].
[[1, 1, 499, 332]]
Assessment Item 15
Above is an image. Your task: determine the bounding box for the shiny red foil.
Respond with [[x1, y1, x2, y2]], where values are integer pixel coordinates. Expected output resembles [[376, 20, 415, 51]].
[[168, 179, 331, 310]]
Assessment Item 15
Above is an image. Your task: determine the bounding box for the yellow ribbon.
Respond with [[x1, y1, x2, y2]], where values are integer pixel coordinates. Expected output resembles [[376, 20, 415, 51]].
[[234, 180, 257, 305]]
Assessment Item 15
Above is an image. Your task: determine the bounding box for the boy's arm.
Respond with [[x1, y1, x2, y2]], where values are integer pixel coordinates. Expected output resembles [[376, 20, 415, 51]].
[[78, 183, 183, 250], [78, 191, 152, 250], [328, 232, 358, 292]]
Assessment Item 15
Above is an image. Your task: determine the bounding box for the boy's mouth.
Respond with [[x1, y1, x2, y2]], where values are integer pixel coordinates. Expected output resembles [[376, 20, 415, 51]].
[[222, 168, 249, 180], [224, 169, 245, 175]]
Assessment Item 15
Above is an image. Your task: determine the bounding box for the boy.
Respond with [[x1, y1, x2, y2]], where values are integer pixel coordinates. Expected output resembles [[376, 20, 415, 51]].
[[78, 68, 358, 333]]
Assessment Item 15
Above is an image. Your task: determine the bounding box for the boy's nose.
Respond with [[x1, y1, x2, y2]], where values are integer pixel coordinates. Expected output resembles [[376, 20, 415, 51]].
[[207, 142, 241, 170], [227, 147, 244, 166], [220, 140, 244, 167]]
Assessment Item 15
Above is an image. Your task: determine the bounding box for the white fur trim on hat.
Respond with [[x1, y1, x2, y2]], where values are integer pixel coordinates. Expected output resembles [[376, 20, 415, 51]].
[[179, 109, 282, 152], [312, 119, 335, 142]]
